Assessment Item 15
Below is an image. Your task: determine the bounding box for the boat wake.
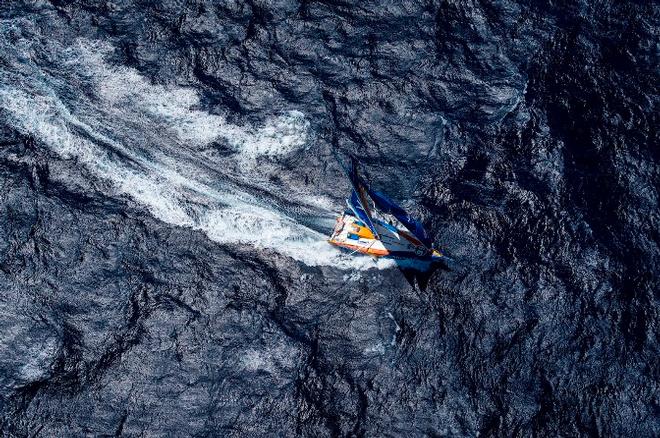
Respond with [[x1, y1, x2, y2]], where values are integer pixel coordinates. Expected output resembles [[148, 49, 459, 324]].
[[0, 18, 393, 270]]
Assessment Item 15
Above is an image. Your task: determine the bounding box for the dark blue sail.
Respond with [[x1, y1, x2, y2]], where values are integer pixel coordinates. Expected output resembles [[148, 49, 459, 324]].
[[367, 188, 432, 248]]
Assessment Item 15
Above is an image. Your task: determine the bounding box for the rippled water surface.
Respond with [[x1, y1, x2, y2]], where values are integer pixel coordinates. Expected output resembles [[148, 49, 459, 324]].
[[0, 1, 657, 436]]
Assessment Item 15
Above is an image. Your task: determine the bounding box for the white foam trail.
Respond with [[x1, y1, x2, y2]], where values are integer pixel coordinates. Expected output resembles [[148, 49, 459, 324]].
[[68, 40, 309, 156], [0, 30, 393, 270]]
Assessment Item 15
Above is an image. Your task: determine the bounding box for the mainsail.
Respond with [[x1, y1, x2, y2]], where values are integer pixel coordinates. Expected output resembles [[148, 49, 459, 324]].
[[346, 158, 379, 238], [347, 190, 379, 238]]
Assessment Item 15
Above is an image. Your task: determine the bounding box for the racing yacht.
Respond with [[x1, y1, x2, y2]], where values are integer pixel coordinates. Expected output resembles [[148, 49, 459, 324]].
[[328, 158, 444, 261]]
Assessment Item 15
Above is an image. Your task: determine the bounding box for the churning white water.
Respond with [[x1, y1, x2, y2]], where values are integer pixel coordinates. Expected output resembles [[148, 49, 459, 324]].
[[0, 19, 394, 270]]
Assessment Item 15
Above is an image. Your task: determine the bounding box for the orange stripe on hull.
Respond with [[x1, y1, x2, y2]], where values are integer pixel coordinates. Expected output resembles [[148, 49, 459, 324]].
[[327, 240, 390, 257]]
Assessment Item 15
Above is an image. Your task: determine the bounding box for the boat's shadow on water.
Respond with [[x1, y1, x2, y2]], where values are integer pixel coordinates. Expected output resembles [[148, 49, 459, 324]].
[[396, 259, 451, 291]]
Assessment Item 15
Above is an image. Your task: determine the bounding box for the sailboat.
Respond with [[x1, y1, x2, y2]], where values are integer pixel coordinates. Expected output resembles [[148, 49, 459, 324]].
[[328, 157, 444, 261]]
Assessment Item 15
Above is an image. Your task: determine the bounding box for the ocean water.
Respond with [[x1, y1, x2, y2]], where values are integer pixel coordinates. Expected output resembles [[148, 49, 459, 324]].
[[0, 1, 657, 436]]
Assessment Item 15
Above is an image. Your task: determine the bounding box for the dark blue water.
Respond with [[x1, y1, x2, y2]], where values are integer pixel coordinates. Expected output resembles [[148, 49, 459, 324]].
[[0, 1, 657, 436]]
